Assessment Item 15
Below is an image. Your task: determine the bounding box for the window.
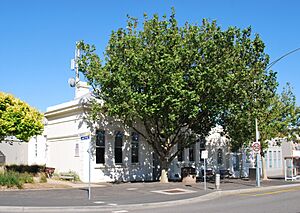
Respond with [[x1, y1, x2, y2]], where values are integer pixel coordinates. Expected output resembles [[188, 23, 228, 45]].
[[177, 141, 184, 162], [35, 143, 38, 157], [273, 151, 277, 168], [189, 144, 195, 162], [75, 143, 79, 157], [96, 130, 105, 164], [131, 132, 139, 164], [234, 154, 239, 171], [269, 151, 272, 168], [217, 148, 223, 165], [278, 151, 281, 168], [115, 131, 123, 164]]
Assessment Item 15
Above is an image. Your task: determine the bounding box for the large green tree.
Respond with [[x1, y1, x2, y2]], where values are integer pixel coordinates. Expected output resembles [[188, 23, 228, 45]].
[[0, 92, 44, 142], [78, 10, 277, 182]]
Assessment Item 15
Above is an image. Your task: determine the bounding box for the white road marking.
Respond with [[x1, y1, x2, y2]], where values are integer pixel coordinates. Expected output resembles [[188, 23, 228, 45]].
[[126, 188, 138, 191], [94, 201, 105, 204]]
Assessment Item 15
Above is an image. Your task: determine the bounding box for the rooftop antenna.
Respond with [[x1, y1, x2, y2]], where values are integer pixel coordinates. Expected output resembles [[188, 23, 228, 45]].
[[68, 42, 80, 87]]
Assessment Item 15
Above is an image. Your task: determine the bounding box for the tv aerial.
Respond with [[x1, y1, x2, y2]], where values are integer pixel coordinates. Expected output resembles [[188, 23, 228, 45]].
[[68, 42, 80, 87]]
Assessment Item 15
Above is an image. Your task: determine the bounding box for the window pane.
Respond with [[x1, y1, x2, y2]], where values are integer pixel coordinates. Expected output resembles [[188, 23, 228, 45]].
[[269, 151, 272, 168], [189, 145, 195, 162], [75, 143, 79, 157], [131, 132, 139, 163], [217, 149, 223, 165], [115, 131, 123, 148], [273, 151, 277, 168], [115, 148, 122, 164], [177, 142, 183, 162], [278, 151, 281, 168], [96, 130, 105, 147], [96, 147, 105, 164]]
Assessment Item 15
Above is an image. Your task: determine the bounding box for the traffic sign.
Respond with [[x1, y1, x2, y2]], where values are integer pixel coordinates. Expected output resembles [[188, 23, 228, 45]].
[[252, 142, 260, 153], [201, 150, 208, 159]]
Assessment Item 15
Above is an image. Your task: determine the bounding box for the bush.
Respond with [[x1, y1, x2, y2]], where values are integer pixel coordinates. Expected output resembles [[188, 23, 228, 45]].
[[0, 171, 34, 189], [0, 171, 23, 188], [19, 172, 34, 184], [39, 173, 47, 183], [5, 164, 45, 175]]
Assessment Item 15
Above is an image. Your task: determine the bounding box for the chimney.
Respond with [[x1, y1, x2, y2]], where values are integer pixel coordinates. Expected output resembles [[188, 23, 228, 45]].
[[75, 81, 90, 99]]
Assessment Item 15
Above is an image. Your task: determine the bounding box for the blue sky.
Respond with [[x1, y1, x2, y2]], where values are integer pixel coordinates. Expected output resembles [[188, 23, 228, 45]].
[[0, 0, 299, 112]]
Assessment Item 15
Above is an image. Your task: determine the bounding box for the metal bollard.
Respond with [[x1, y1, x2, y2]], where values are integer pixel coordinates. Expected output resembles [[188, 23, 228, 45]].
[[215, 174, 220, 190]]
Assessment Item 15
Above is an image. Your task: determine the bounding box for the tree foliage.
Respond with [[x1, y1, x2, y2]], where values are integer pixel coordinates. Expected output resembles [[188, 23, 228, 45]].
[[77, 9, 278, 179], [0, 92, 44, 142]]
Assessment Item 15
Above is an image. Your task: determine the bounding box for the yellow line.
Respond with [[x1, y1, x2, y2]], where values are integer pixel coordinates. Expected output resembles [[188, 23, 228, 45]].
[[239, 186, 300, 197]]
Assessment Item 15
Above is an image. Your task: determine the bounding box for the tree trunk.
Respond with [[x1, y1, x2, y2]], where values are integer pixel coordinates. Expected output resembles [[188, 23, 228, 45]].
[[261, 155, 268, 180], [160, 159, 169, 183]]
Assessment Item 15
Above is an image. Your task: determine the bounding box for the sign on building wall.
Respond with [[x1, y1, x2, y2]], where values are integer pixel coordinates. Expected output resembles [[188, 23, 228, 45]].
[[80, 132, 90, 141]]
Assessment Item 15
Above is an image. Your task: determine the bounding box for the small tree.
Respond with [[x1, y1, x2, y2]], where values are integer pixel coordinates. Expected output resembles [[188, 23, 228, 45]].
[[0, 92, 44, 142], [78, 9, 277, 182], [224, 83, 300, 179]]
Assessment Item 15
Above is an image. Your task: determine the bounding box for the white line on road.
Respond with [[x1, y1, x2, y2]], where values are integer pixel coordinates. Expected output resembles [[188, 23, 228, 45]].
[[94, 201, 105, 204]]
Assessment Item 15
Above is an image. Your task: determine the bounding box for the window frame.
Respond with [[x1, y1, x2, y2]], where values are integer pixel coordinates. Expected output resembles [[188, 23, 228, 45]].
[[131, 132, 139, 164], [115, 131, 123, 164], [96, 129, 105, 164]]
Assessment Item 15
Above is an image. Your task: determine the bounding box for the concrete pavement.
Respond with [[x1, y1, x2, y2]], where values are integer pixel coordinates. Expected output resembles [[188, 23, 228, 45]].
[[0, 178, 300, 212]]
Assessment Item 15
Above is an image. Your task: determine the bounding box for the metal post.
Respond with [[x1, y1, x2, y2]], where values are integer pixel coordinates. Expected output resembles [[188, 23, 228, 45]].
[[255, 118, 260, 187], [204, 158, 207, 191], [88, 139, 91, 200], [75, 42, 80, 83]]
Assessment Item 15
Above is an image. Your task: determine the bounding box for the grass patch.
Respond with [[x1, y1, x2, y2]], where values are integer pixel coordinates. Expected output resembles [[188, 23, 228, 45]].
[[0, 171, 34, 189]]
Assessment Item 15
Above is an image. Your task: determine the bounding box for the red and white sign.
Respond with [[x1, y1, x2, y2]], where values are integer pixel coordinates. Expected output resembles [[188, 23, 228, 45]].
[[252, 142, 261, 153]]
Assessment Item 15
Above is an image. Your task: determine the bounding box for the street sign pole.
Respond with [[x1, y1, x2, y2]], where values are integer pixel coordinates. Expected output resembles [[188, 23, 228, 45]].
[[204, 158, 206, 191], [201, 150, 208, 191], [88, 140, 91, 200], [255, 118, 261, 187], [80, 132, 92, 200]]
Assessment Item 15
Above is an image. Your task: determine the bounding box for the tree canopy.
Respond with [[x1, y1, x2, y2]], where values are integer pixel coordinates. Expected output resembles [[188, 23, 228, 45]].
[[78, 9, 278, 182], [0, 92, 44, 142]]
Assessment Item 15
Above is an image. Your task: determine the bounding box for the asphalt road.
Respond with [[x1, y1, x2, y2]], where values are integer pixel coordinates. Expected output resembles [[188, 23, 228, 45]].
[[125, 186, 300, 213], [1, 180, 300, 213]]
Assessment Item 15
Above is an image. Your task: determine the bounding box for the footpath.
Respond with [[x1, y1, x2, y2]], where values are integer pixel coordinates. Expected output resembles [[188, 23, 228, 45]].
[[0, 177, 300, 212]]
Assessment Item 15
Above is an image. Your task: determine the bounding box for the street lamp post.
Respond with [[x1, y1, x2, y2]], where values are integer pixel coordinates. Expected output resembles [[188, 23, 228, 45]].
[[254, 47, 300, 187]]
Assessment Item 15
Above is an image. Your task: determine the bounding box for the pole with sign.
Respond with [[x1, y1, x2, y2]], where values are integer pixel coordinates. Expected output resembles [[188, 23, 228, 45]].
[[254, 118, 261, 187], [80, 132, 91, 200], [201, 150, 208, 190]]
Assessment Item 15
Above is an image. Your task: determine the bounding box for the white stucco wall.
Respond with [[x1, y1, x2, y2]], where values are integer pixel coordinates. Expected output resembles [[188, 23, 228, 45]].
[[0, 141, 28, 165]]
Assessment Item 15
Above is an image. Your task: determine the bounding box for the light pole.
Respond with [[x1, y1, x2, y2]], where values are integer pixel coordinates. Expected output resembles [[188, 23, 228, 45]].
[[255, 47, 300, 187]]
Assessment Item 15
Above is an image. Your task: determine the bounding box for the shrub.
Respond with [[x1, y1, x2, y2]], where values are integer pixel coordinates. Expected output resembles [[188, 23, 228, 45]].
[[0, 171, 23, 188], [5, 164, 45, 175], [19, 172, 34, 184], [39, 173, 47, 183]]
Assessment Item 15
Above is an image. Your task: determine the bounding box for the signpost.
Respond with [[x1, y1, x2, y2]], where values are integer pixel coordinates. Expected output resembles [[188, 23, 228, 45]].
[[252, 142, 260, 154], [254, 118, 261, 187], [201, 150, 208, 191], [80, 132, 91, 200]]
